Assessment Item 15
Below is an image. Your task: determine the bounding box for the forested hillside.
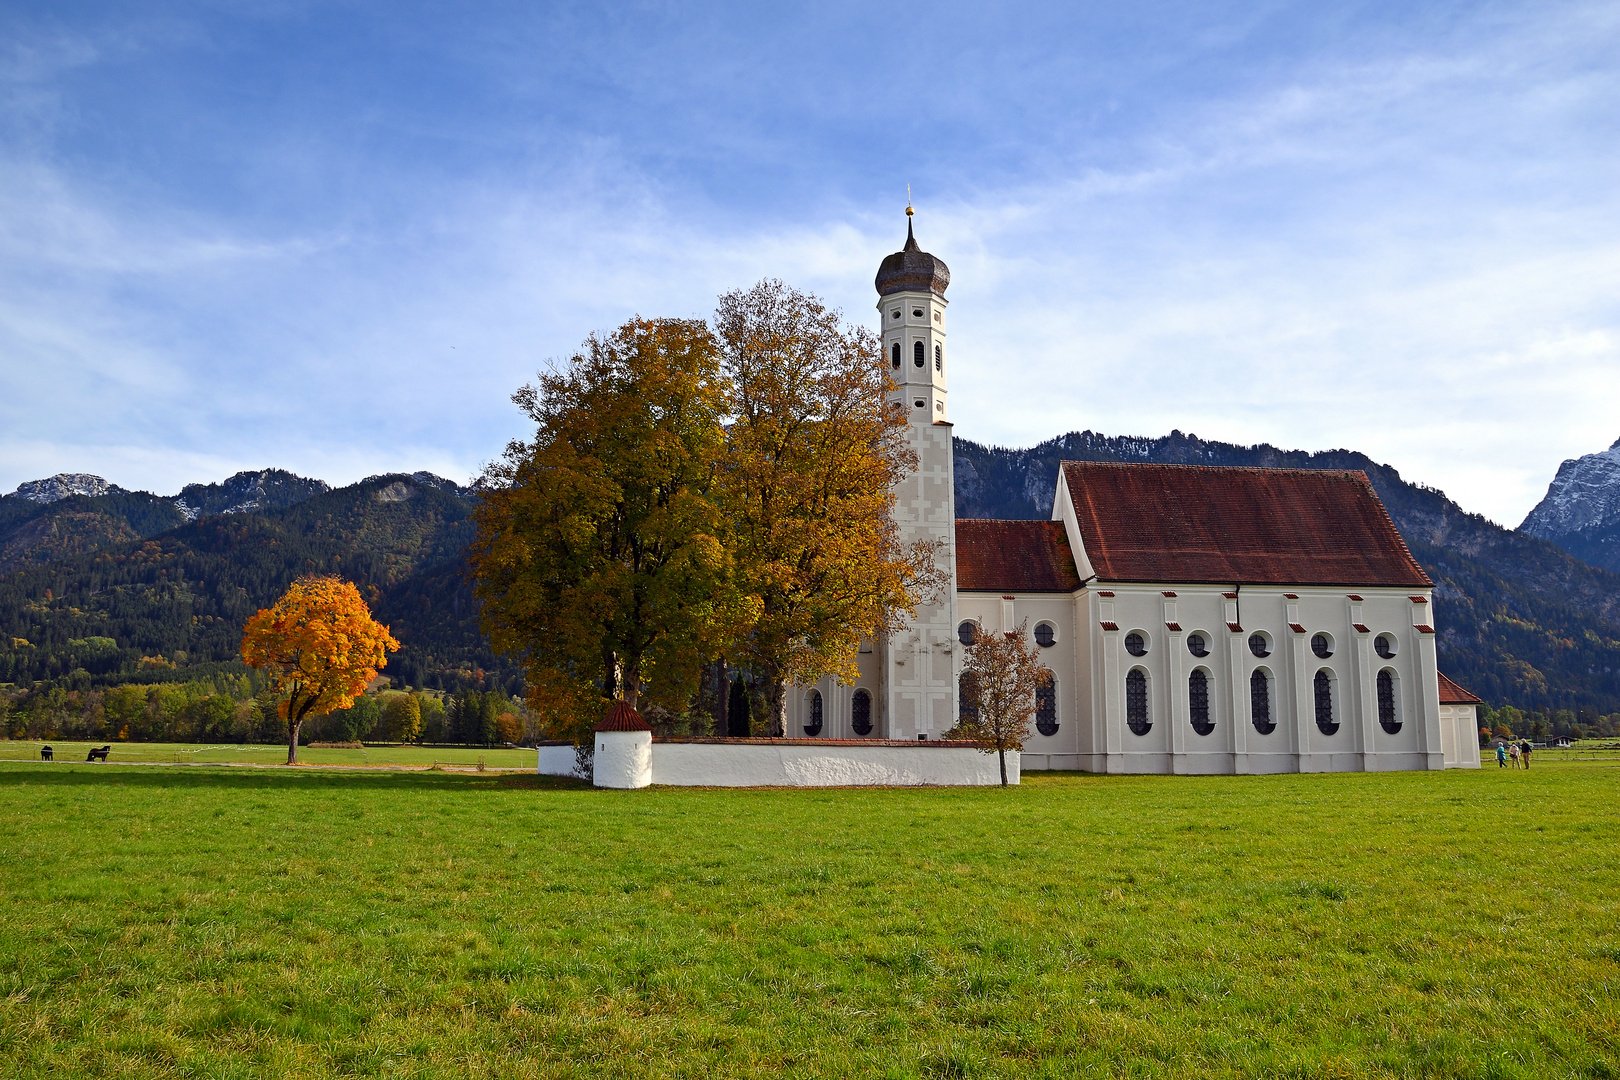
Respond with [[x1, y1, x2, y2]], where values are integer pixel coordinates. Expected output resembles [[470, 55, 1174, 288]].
[[0, 475, 515, 697], [956, 430, 1620, 715]]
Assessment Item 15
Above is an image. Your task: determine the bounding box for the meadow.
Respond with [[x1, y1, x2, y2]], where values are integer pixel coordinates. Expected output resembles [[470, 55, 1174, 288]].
[[0, 741, 538, 769], [0, 762, 1615, 1079]]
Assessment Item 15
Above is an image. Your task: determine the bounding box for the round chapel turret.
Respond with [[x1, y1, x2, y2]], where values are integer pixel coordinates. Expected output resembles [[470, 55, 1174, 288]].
[[875, 215, 950, 297]]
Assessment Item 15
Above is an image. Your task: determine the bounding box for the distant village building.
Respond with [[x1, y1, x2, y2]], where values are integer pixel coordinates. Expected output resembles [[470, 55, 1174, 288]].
[[784, 213, 1484, 772]]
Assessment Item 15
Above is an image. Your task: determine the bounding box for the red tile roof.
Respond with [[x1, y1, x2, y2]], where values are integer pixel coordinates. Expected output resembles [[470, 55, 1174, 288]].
[[1165, 622, 1182, 631], [1100, 621, 1120, 631], [1227, 622, 1243, 632], [596, 701, 652, 732], [1347, 594, 1364, 601], [1289, 623, 1307, 634], [1353, 623, 1371, 633], [1059, 462, 1432, 588], [956, 519, 1084, 593], [1438, 672, 1483, 705], [1409, 595, 1429, 603], [1416, 624, 1436, 634]]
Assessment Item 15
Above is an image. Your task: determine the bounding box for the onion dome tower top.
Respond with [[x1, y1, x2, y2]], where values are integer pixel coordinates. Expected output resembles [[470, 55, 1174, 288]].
[[875, 205, 950, 298]]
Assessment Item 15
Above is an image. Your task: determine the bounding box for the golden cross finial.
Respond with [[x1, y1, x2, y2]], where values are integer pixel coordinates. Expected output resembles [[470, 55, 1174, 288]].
[[906, 183, 914, 216]]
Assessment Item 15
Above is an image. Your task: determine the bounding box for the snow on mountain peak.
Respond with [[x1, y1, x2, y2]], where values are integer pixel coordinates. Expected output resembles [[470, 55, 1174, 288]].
[[11, 474, 124, 504], [1519, 438, 1620, 538]]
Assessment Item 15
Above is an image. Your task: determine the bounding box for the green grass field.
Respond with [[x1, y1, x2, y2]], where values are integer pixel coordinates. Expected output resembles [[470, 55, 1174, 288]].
[[0, 741, 538, 769], [1, 763, 1616, 1079]]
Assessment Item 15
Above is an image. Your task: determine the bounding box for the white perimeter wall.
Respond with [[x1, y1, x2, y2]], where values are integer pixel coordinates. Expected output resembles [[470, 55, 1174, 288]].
[[536, 743, 583, 778], [644, 742, 1016, 787]]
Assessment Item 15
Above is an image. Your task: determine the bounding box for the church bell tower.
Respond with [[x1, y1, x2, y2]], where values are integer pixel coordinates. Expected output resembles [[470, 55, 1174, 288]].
[[875, 206, 959, 738]]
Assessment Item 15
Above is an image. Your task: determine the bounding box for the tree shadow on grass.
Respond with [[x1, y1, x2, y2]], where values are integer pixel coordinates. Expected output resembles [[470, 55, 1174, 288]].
[[0, 766, 592, 794]]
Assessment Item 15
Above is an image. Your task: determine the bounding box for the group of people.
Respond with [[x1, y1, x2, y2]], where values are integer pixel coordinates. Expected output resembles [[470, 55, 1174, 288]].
[[1495, 739, 1534, 769]]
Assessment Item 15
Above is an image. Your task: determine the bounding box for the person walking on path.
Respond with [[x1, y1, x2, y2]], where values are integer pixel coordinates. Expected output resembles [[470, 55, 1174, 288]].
[[1497, 742, 1508, 767], [1520, 739, 1533, 770]]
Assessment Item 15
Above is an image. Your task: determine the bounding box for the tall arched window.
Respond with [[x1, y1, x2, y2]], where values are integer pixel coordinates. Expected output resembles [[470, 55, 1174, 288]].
[[959, 672, 979, 726], [1250, 669, 1275, 734], [1377, 669, 1401, 734], [1314, 670, 1339, 735], [913, 340, 925, 367], [851, 688, 873, 736], [803, 689, 824, 736], [891, 342, 901, 368], [1189, 669, 1214, 736], [1126, 668, 1151, 735], [1035, 679, 1058, 736]]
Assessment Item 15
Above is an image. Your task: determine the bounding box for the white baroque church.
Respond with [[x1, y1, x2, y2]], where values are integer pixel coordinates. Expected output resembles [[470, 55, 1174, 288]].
[[783, 213, 1484, 773]]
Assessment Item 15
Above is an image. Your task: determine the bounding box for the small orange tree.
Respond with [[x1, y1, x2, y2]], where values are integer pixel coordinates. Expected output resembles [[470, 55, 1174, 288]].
[[950, 620, 1051, 786], [241, 575, 400, 764]]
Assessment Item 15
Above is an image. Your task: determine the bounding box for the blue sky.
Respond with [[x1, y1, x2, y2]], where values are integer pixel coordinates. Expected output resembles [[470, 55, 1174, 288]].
[[2, 1, 1616, 526]]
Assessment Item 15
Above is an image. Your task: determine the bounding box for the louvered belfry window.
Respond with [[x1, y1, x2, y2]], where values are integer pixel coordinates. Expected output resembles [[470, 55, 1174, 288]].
[[1126, 669, 1150, 735], [1377, 670, 1401, 734], [891, 342, 901, 368], [913, 340, 925, 367], [1250, 670, 1276, 734], [1189, 669, 1214, 736]]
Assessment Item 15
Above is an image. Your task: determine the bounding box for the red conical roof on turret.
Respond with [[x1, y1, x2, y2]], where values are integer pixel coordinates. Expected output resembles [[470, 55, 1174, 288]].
[[596, 700, 652, 732]]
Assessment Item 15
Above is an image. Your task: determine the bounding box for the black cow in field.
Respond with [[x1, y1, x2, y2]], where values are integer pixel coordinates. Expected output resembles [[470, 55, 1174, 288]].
[[40, 746, 52, 761], [86, 746, 110, 762]]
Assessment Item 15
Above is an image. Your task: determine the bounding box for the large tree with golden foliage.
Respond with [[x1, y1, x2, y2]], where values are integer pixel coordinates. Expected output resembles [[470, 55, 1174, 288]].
[[950, 621, 1051, 786], [467, 317, 752, 744], [715, 279, 943, 736], [240, 575, 400, 764]]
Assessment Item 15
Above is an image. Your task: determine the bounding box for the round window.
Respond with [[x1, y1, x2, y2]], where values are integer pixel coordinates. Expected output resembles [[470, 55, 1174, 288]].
[[1375, 634, 1396, 659], [957, 621, 978, 646], [1312, 633, 1334, 659], [1124, 632, 1147, 657], [1187, 633, 1208, 657], [1034, 622, 1056, 648], [1248, 632, 1271, 658]]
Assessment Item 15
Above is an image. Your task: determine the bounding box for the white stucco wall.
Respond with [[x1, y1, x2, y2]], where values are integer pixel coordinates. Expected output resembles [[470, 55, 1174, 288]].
[[593, 730, 652, 788], [639, 740, 1016, 787], [536, 743, 583, 778]]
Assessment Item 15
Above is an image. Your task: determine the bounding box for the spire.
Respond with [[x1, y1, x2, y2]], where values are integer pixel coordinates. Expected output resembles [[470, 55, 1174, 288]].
[[905, 214, 918, 252]]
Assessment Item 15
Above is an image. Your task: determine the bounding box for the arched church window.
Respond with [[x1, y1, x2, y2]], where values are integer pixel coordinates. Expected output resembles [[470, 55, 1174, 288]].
[[1035, 679, 1058, 736], [891, 342, 901, 368], [913, 340, 925, 367], [1248, 633, 1271, 658], [959, 672, 979, 726], [1314, 669, 1339, 735], [958, 621, 978, 646], [934, 344, 942, 371], [803, 689, 824, 736], [1375, 634, 1396, 659], [851, 688, 873, 736], [1126, 669, 1151, 735], [1250, 669, 1276, 734], [1124, 632, 1147, 657], [1189, 669, 1213, 736], [1034, 622, 1056, 648], [1377, 669, 1401, 734], [1187, 633, 1208, 657], [1312, 633, 1334, 659]]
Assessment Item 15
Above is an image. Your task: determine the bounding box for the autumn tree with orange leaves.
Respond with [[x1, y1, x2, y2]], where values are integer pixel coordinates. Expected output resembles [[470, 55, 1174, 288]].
[[716, 279, 943, 736], [241, 575, 400, 764], [468, 317, 754, 745], [950, 620, 1051, 786]]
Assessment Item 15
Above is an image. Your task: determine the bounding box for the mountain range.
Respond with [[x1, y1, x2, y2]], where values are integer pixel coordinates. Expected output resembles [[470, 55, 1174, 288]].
[[3, 433, 1619, 715]]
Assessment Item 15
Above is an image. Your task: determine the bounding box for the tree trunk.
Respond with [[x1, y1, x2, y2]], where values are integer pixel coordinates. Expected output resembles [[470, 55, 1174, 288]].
[[622, 665, 640, 709], [713, 659, 728, 737], [287, 720, 301, 765], [998, 745, 1007, 787], [764, 676, 787, 738]]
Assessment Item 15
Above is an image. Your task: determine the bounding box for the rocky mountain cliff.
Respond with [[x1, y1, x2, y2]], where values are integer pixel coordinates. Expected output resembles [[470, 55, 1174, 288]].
[[1519, 437, 1620, 575], [956, 430, 1620, 714]]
